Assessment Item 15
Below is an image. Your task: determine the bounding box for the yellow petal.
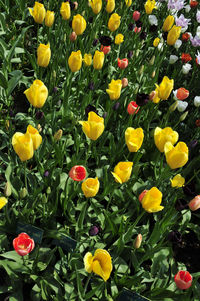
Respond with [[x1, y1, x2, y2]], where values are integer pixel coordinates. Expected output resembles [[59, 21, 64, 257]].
[[111, 172, 122, 184], [84, 252, 93, 273]]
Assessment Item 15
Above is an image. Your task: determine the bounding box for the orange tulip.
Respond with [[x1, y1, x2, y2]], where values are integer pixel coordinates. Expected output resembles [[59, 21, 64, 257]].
[[176, 88, 189, 100]]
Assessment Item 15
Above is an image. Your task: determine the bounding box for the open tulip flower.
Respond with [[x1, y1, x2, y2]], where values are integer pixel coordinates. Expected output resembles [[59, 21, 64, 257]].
[[106, 79, 122, 100], [164, 142, 189, 169], [174, 271, 193, 290], [111, 162, 133, 184], [29, 2, 46, 24], [174, 88, 189, 100], [170, 174, 185, 188], [84, 249, 112, 282], [118, 58, 128, 69], [13, 233, 35, 256], [69, 165, 87, 181], [154, 127, 179, 153], [144, 0, 157, 14], [0, 197, 8, 210], [79, 111, 104, 141], [81, 177, 100, 198], [125, 127, 144, 152], [12, 132, 34, 162], [26, 125, 42, 151], [141, 187, 164, 213], [24, 79, 48, 108], [155, 76, 174, 100]]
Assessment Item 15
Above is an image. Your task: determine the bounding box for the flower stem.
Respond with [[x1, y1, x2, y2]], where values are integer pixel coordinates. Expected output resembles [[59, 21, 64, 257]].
[[83, 273, 92, 297]]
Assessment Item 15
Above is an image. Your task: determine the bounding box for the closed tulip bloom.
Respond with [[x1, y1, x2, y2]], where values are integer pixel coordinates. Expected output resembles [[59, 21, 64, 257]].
[[132, 11, 140, 21], [100, 45, 111, 55], [162, 15, 174, 32], [118, 58, 128, 69], [122, 77, 128, 88], [81, 177, 100, 198], [60, 2, 71, 20], [106, 0, 115, 13], [108, 13, 121, 32], [111, 162, 133, 184], [89, 0, 102, 14], [93, 50, 104, 70], [72, 14, 86, 35], [29, 2, 46, 24], [134, 234, 142, 249], [125, 127, 144, 152], [167, 25, 181, 45], [79, 111, 104, 140], [26, 125, 42, 151], [176, 88, 189, 100], [127, 101, 140, 114], [69, 165, 87, 181], [24, 80, 48, 108], [154, 127, 179, 152], [188, 195, 200, 211], [156, 76, 174, 100], [84, 249, 112, 281], [153, 37, 160, 47], [13, 233, 35, 256], [37, 43, 51, 68], [83, 53, 92, 66], [174, 271, 192, 290], [164, 142, 189, 169], [45, 10, 55, 27], [170, 174, 185, 188], [68, 50, 82, 72], [0, 197, 8, 210], [141, 187, 164, 213], [12, 132, 34, 161], [115, 33, 124, 45], [125, 0, 132, 7], [144, 0, 157, 14], [106, 79, 122, 100]]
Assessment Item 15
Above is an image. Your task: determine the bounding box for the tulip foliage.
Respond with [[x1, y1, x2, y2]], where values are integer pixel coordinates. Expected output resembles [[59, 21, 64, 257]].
[[0, 0, 200, 300]]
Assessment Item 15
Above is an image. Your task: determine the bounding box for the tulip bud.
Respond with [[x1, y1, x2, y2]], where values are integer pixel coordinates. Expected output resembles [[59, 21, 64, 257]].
[[149, 91, 156, 101], [139, 65, 144, 75], [4, 182, 12, 197], [89, 225, 100, 236], [44, 170, 49, 177], [20, 187, 28, 199], [69, 31, 77, 42], [179, 111, 188, 121], [194, 96, 200, 107], [122, 78, 128, 88], [42, 194, 48, 204], [151, 70, 156, 78], [74, 1, 78, 10], [149, 55, 155, 65], [5, 120, 9, 130], [54, 129, 63, 141], [188, 195, 200, 211], [169, 101, 178, 112], [133, 234, 142, 249], [46, 187, 51, 195]]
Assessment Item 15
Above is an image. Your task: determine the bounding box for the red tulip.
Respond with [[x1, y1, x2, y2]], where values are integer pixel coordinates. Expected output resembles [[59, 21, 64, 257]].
[[176, 88, 189, 100], [188, 195, 200, 211], [118, 58, 128, 69], [127, 101, 140, 115], [69, 165, 86, 181], [13, 233, 35, 256], [181, 53, 192, 63], [100, 45, 111, 55], [182, 33, 190, 42], [134, 26, 141, 33], [132, 11, 140, 21], [190, 0, 198, 8], [174, 271, 192, 290]]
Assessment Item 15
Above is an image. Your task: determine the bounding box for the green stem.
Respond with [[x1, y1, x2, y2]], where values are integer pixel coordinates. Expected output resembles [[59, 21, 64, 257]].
[[24, 162, 28, 192], [83, 273, 92, 297]]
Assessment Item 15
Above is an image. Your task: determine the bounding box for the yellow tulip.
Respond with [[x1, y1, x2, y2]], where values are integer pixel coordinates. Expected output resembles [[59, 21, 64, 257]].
[[45, 10, 55, 27], [141, 187, 164, 213], [93, 50, 104, 70], [81, 177, 100, 198], [164, 142, 189, 169], [89, 0, 102, 14], [12, 132, 34, 162], [79, 111, 104, 140], [28, 2, 46, 24], [125, 127, 144, 152], [24, 80, 48, 108], [0, 197, 8, 210], [125, 0, 132, 7], [106, 0, 115, 13], [37, 43, 51, 68], [60, 2, 71, 20], [162, 15, 174, 32], [72, 14, 86, 35], [106, 79, 122, 100], [68, 50, 82, 72], [144, 0, 157, 14], [167, 25, 181, 46], [152, 87, 161, 104], [170, 174, 185, 188], [83, 53, 92, 66], [108, 13, 121, 32], [115, 33, 124, 45], [153, 37, 160, 47], [26, 125, 42, 151], [111, 162, 133, 184], [155, 76, 174, 100], [84, 249, 112, 281], [154, 127, 179, 153]]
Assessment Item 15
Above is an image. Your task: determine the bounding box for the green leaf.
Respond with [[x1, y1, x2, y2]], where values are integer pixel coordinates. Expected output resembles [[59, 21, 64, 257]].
[[7, 70, 22, 97], [0, 71, 7, 89]]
